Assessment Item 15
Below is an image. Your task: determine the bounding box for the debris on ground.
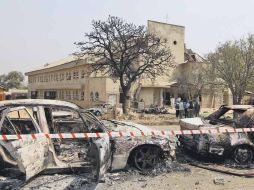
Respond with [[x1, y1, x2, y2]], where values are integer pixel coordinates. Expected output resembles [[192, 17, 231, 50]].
[[213, 177, 225, 185], [103, 160, 190, 187]]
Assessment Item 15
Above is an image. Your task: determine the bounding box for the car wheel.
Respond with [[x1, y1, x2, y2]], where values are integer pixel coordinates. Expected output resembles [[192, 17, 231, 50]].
[[95, 111, 102, 116], [233, 146, 253, 165], [133, 145, 161, 171]]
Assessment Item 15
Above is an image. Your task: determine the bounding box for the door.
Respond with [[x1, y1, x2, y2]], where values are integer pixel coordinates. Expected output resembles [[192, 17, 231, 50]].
[[0, 107, 49, 180], [108, 94, 117, 106], [82, 112, 112, 179]]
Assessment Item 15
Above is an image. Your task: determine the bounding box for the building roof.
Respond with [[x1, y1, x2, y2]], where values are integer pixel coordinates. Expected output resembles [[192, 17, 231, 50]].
[[26, 55, 79, 74]]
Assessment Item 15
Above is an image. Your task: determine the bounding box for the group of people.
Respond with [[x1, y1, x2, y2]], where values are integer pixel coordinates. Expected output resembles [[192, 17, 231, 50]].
[[174, 97, 200, 119]]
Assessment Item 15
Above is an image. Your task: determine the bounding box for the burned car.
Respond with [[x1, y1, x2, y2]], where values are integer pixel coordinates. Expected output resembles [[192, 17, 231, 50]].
[[86, 103, 113, 116], [179, 105, 254, 165], [0, 99, 175, 181]]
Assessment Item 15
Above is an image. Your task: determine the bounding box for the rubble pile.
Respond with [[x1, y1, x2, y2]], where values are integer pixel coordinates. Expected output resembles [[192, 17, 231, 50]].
[[58, 141, 89, 162]]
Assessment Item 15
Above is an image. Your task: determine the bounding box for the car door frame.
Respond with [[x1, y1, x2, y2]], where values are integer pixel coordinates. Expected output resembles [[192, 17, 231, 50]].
[[80, 111, 112, 179], [0, 106, 49, 180]]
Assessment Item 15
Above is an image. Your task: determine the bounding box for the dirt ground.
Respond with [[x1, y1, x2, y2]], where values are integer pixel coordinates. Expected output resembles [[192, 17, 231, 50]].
[[97, 166, 254, 190], [3, 112, 254, 190]]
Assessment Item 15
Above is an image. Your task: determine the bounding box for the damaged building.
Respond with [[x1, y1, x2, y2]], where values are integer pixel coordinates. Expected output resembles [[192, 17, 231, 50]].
[[26, 20, 226, 109]]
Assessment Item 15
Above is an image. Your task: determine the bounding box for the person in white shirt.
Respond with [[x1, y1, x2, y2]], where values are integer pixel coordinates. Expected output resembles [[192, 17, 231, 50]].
[[179, 100, 184, 119]]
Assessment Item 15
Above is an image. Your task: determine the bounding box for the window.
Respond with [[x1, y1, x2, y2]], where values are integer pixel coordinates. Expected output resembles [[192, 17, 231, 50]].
[[44, 91, 57, 100], [81, 91, 84, 100], [95, 92, 99, 101], [81, 70, 85, 78], [60, 73, 65, 81], [40, 75, 43, 82], [73, 71, 79, 80], [73, 90, 79, 100], [66, 72, 71, 80], [90, 92, 94, 101], [31, 91, 38, 99], [59, 90, 64, 99], [1, 108, 38, 135], [51, 107, 88, 133], [66, 90, 71, 100]]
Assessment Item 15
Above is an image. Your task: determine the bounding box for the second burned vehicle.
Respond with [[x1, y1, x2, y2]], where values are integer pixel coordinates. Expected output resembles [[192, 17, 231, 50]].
[[179, 105, 254, 165], [0, 99, 175, 181]]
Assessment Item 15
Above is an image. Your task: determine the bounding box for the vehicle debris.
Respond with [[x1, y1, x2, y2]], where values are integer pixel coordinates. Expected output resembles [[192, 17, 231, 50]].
[[179, 105, 254, 165], [0, 99, 176, 182], [213, 177, 225, 185]]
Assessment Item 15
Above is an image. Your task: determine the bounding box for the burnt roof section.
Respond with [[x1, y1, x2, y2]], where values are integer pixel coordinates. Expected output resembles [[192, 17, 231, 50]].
[[184, 48, 205, 63], [0, 99, 79, 109]]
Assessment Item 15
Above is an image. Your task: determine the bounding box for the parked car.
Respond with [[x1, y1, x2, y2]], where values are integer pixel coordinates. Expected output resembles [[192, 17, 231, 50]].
[[179, 105, 254, 165], [86, 103, 113, 116], [0, 99, 175, 181]]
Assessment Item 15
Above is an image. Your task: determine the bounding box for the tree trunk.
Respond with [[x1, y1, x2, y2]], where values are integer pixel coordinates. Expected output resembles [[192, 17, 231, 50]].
[[232, 94, 243, 105], [121, 87, 131, 115], [122, 96, 130, 114], [237, 94, 243, 104], [232, 94, 238, 105]]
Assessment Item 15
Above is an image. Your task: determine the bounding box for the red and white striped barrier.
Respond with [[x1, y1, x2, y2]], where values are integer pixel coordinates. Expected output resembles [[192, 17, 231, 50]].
[[1, 127, 254, 140]]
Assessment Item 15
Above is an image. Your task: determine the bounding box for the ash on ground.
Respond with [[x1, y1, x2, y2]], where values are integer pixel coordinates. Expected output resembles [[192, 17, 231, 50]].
[[104, 160, 190, 187]]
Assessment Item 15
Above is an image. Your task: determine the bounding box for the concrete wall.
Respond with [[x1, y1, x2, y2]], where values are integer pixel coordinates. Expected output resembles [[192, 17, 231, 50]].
[[139, 88, 154, 107], [148, 20, 185, 64]]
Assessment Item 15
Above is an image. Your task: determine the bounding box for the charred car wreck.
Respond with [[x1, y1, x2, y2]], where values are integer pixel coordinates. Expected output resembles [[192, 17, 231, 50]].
[[179, 105, 254, 165], [0, 99, 175, 181]]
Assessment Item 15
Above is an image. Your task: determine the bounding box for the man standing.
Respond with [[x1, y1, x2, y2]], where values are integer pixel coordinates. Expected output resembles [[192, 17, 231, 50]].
[[170, 97, 175, 108], [179, 100, 184, 119], [175, 101, 179, 118], [194, 100, 200, 117]]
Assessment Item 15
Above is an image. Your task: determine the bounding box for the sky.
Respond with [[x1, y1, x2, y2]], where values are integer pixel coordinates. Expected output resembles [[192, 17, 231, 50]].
[[1, 0, 254, 75]]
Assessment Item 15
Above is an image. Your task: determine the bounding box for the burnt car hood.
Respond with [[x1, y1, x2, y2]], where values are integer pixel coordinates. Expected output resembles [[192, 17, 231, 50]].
[[102, 120, 176, 145], [102, 120, 157, 133]]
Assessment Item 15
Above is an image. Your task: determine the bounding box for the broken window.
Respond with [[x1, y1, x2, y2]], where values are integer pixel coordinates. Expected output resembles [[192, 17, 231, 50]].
[[48, 107, 93, 164], [95, 92, 99, 101], [51, 107, 88, 133], [1, 108, 38, 135]]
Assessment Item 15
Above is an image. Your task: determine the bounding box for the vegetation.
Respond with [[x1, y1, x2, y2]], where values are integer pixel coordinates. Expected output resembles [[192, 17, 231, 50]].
[[0, 71, 25, 89], [207, 35, 254, 104]]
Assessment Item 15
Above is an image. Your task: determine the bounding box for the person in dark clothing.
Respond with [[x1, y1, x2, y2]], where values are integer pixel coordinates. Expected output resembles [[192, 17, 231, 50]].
[[175, 101, 180, 118], [193, 100, 200, 117], [188, 100, 194, 118]]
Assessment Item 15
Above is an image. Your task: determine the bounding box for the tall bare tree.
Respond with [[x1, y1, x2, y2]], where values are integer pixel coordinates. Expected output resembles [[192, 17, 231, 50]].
[[207, 35, 254, 104], [74, 16, 174, 113]]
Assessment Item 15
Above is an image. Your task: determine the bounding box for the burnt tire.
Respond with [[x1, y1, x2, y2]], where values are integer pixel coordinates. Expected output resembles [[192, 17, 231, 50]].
[[133, 145, 161, 171], [233, 145, 253, 165]]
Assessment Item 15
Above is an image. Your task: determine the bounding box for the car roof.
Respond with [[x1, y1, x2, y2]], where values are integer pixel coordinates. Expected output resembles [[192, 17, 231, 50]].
[[223, 105, 254, 110], [0, 99, 79, 109]]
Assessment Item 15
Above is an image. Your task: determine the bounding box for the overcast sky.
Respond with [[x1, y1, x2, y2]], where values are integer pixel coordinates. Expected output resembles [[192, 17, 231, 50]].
[[1, 0, 254, 75]]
